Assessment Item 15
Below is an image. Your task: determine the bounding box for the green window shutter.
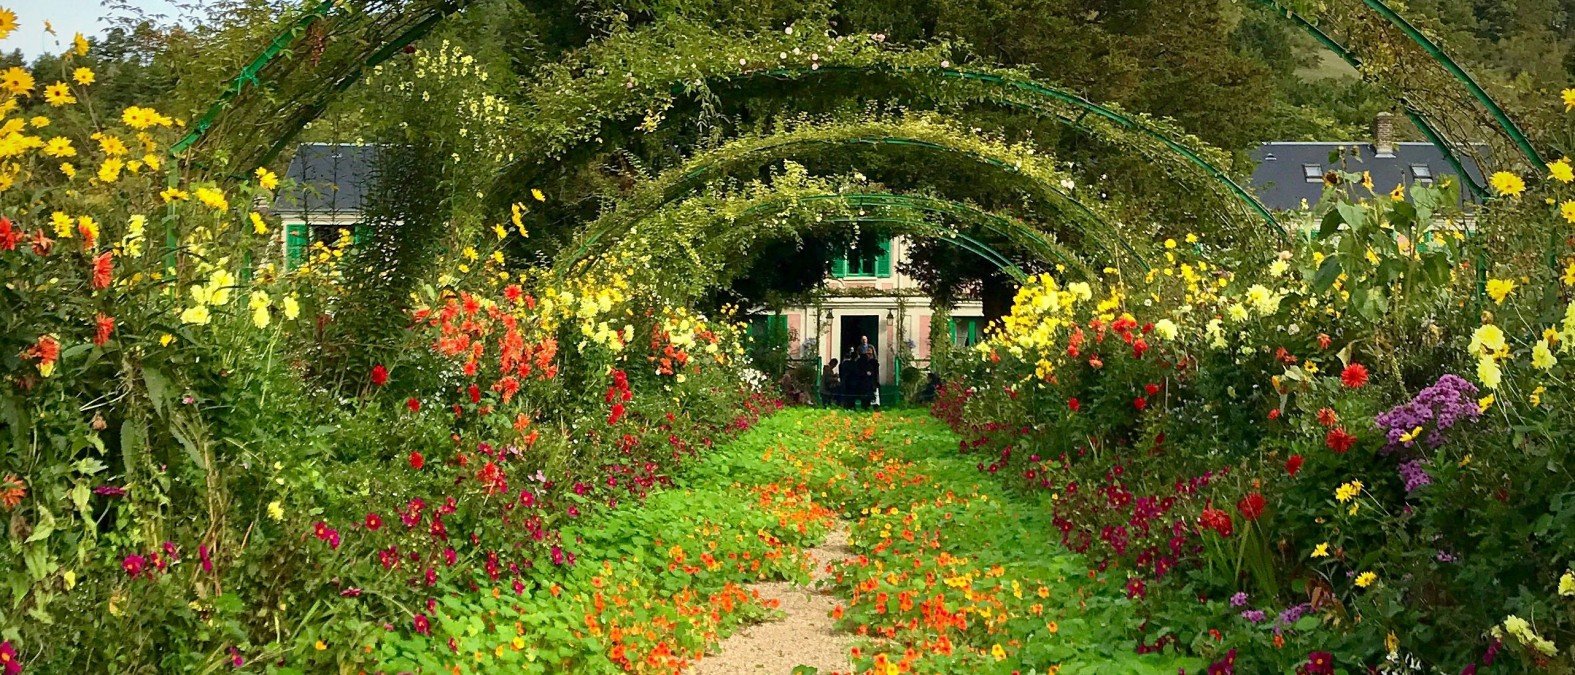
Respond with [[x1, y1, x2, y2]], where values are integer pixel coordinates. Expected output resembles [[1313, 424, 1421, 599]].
[[769, 315, 788, 347], [947, 318, 958, 345], [286, 223, 310, 267], [352, 223, 371, 247], [832, 256, 849, 278], [967, 319, 979, 345], [875, 239, 892, 278]]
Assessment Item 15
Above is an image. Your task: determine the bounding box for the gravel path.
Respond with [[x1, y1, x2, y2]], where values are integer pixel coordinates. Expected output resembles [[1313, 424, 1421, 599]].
[[688, 527, 855, 674]]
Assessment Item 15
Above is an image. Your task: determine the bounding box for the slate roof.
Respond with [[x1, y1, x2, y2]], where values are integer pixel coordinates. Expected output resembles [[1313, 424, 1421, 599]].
[[275, 140, 1485, 217], [1247, 142, 1484, 212], [274, 143, 377, 215]]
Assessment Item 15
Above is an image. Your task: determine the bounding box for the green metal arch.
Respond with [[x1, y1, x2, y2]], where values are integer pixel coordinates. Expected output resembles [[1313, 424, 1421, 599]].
[[1356, 0, 1543, 174], [1251, 0, 1547, 194], [559, 188, 1098, 288], [750, 64, 1278, 232], [564, 124, 1148, 275], [177, 1, 1543, 224], [1254, 1, 1490, 199], [481, 57, 1282, 238]]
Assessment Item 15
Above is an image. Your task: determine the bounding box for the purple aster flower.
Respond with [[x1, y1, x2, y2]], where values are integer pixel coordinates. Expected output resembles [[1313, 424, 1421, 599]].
[[1399, 459, 1433, 492], [1240, 609, 1267, 623], [1229, 591, 1248, 607]]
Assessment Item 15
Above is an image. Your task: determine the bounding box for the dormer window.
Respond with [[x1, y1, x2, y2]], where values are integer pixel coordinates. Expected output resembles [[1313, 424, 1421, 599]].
[[1411, 164, 1433, 186], [1302, 164, 1324, 183]]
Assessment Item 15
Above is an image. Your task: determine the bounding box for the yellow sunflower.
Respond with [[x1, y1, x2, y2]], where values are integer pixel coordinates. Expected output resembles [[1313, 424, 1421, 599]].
[[1550, 158, 1573, 184], [1489, 171, 1526, 198], [0, 9, 17, 41], [43, 82, 75, 107], [1, 66, 35, 95]]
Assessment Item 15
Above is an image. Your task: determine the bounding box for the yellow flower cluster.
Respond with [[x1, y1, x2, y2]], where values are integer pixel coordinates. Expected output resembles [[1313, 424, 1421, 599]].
[[1497, 615, 1558, 657], [537, 271, 634, 352], [181, 267, 236, 326]]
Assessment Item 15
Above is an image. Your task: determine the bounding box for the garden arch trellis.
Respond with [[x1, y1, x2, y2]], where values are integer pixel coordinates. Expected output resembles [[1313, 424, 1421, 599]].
[[174, 0, 1545, 204], [557, 188, 1100, 287], [546, 116, 1157, 276], [477, 26, 1284, 239]]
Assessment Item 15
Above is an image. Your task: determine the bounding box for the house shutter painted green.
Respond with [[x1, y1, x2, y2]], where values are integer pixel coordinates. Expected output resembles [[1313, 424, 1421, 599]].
[[832, 256, 849, 278], [875, 239, 892, 278], [286, 223, 310, 267]]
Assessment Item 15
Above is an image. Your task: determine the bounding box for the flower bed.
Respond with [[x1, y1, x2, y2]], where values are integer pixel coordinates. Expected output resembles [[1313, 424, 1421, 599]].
[[936, 138, 1575, 670]]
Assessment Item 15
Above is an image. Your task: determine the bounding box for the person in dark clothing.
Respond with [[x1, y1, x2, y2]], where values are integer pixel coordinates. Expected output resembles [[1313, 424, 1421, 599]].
[[840, 354, 858, 409], [821, 358, 841, 407], [916, 371, 941, 404]]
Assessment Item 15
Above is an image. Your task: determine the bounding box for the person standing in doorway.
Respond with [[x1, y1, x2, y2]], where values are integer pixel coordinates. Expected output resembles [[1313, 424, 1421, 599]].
[[856, 335, 876, 358], [821, 358, 841, 407]]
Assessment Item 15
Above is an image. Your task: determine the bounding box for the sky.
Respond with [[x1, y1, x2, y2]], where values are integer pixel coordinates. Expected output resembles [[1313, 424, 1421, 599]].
[[1, 0, 181, 58]]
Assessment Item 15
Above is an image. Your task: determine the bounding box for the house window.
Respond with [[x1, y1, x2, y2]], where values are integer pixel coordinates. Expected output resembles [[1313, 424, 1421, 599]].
[[948, 317, 986, 347], [1302, 164, 1324, 183], [832, 238, 892, 279], [284, 222, 369, 268], [747, 314, 789, 345], [1411, 164, 1433, 186]]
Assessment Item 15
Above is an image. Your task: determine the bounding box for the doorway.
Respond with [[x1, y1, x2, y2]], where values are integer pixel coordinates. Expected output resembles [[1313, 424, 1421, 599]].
[[839, 315, 879, 362]]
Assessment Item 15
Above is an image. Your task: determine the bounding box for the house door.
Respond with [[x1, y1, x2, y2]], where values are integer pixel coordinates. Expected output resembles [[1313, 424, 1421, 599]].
[[839, 315, 879, 362]]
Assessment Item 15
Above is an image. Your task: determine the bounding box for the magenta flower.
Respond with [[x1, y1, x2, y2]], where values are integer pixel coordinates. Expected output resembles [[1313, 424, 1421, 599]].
[[1, 640, 21, 675], [413, 613, 431, 635], [122, 553, 146, 578]]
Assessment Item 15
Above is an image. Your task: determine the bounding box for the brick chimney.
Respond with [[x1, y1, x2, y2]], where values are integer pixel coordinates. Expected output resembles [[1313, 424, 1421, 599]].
[[1373, 111, 1396, 157]]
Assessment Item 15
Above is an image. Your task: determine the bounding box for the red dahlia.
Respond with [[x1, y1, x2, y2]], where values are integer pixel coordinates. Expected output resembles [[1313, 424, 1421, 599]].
[[1340, 363, 1369, 388], [1325, 427, 1356, 454], [1236, 492, 1266, 520]]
